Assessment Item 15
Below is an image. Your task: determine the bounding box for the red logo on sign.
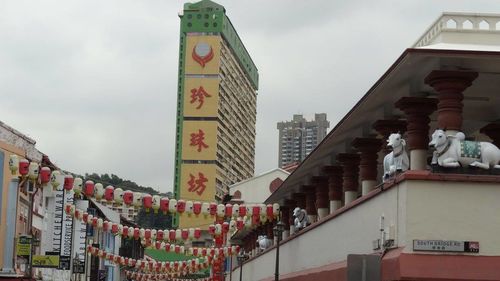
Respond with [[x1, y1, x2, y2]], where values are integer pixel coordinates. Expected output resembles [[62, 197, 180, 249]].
[[190, 86, 212, 109], [190, 129, 209, 152], [192, 42, 214, 67], [188, 173, 208, 196]]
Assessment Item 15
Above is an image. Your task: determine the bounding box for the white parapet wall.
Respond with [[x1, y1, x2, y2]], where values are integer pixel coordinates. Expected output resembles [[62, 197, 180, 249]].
[[229, 175, 500, 281]]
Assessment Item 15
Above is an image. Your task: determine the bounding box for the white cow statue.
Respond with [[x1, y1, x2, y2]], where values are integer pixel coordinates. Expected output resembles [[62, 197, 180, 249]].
[[429, 129, 500, 169], [383, 133, 409, 181], [257, 235, 272, 252], [293, 207, 309, 231]]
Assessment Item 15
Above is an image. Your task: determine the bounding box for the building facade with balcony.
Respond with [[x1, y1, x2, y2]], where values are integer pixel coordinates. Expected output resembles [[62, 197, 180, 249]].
[[230, 13, 500, 281]]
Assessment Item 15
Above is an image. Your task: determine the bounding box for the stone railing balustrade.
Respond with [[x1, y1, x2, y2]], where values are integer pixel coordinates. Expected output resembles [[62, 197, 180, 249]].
[[414, 12, 500, 47]]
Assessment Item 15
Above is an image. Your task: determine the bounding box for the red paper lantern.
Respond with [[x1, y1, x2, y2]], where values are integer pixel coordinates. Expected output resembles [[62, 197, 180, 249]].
[[175, 245, 180, 254], [201, 248, 207, 256], [63, 175, 74, 191], [123, 191, 133, 206], [122, 226, 129, 237], [169, 230, 176, 241], [92, 217, 98, 227], [134, 228, 140, 240], [145, 229, 151, 240], [155, 241, 162, 250], [164, 243, 171, 252], [103, 221, 109, 232], [40, 167, 51, 185], [253, 206, 260, 216], [156, 230, 164, 241], [143, 194, 153, 212], [82, 212, 89, 223], [84, 181, 95, 197], [225, 204, 233, 217], [193, 202, 202, 215], [236, 219, 244, 230], [104, 185, 114, 202], [209, 203, 217, 216], [111, 223, 119, 234], [181, 229, 189, 240], [194, 228, 201, 239], [160, 197, 169, 214], [267, 204, 274, 219], [19, 159, 29, 176], [239, 205, 247, 217], [208, 225, 215, 235], [222, 222, 229, 233], [177, 200, 186, 213]]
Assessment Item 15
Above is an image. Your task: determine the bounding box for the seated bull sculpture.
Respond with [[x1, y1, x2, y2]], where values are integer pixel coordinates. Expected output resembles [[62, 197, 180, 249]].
[[429, 129, 500, 169], [257, 235, 272, 252], [293, 207, 309, 232], [383, 133, 409, 181]]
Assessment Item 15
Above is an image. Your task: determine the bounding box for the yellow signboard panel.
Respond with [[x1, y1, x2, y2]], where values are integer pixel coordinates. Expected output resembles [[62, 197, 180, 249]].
[[179, 163, 216, 229], [181, 121, 217, 161], [32, 255, 60, 268], [185, 35, 221, 75], [183, 77, 219, 117]]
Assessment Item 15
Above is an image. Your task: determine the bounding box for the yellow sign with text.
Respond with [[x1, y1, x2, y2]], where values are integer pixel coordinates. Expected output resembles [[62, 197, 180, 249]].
[[183, 77, 219, 117], [32, 255, 60, 268], [181, 121, 217, 161], [185, 35, 221, 75], [179, 163, 216, 229]]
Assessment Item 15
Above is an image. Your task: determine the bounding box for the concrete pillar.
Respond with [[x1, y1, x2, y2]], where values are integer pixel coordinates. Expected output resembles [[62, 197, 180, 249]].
[[352, 138, 382, 195], [337, 153, 360, 205], [425, 70, 478, 133], [323, 165, 343, 213], [302, 185, 318, 223], [395, 97, 438, 170], [480, 123, 500, 148], [312, 176, 330, 219]]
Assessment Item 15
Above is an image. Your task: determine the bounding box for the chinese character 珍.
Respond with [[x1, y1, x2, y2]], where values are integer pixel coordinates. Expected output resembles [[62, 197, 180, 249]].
[[190, 86, 212, 109]]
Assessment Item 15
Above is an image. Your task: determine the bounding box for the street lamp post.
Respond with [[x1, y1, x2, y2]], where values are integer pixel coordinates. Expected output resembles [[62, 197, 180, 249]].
[[273, 220, 285, 281], [236, 251, 248, 281]]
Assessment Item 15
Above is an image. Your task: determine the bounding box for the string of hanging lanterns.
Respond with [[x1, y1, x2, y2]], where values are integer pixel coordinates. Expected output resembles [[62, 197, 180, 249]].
[[10, 155, 281, 222]]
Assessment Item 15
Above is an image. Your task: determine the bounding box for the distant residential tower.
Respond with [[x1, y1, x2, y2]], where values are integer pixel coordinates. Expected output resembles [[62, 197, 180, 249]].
[[173, 0, 258, 228], [277, 114, 329, 168]]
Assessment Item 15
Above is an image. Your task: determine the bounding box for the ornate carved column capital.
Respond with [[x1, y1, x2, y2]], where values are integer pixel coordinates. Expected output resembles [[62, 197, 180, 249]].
[[395, 97, 437, 150], [424, 70, 478, 131]]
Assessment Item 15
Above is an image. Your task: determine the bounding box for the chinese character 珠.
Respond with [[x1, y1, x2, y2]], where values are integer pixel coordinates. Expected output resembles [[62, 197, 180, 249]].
[[190, 129, 209, 152]]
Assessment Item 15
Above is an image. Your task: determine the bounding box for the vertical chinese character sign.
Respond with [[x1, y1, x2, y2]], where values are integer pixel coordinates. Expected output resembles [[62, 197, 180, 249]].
[[178, 34, 221, 229]]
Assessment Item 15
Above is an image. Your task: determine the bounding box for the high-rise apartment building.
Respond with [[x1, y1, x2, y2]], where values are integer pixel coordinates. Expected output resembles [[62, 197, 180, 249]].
[[173, 0, 258, 228], [277, 114, 329, 168]]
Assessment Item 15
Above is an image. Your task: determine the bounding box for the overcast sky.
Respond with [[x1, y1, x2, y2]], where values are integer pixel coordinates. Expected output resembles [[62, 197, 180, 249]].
[[1, 0, 499, 192]]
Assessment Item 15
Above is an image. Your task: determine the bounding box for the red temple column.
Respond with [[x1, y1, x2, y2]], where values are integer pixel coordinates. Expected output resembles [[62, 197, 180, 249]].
[[337, 153, 360, 205], [302, 185, 318, 223], [352, 138, 382, 195], [424, 70, 478, 134], [311, 176, 330, 220], [480, 123, 500, 148], [323, 165, 343, 213], [395, 97, 437, 170]]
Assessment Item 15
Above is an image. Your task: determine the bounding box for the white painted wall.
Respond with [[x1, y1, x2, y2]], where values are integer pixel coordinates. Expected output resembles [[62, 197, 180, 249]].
[[229, 169, 289, 204], [230, 179, 500, 281], [404, 180, 500, 255]]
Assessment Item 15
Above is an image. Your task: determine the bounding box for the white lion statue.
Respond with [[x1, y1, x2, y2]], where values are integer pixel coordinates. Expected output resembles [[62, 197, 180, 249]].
[[293, 207, 309, 231], [257, 235, 272, 252], [383, 133, 409, 181], [429, 129, 500, 169]]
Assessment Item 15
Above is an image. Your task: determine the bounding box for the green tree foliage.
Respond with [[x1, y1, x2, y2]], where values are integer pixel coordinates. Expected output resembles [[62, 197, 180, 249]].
[[135, 208, 173, 229]]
